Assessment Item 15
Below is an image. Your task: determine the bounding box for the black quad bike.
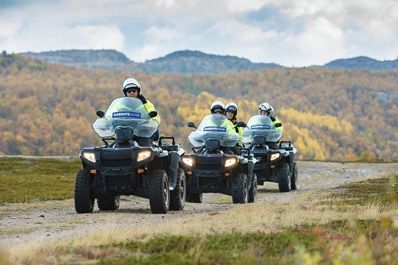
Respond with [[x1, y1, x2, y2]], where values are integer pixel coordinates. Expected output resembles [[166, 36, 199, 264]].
[[242, 115, 298, 192], [74, 97, 186, 214], [180, 114, 257, 204]]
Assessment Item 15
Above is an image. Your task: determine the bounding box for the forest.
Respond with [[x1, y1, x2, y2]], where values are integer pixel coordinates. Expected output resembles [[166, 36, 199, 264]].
[[0, 53, 397, 161]]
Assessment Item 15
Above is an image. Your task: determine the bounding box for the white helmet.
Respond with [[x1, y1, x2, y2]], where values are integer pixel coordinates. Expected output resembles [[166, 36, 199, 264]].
[[258, 102, 274, 114], [225, 102, 238, 117], [210, 100, 225, 114], [122, 78, 141, 95]]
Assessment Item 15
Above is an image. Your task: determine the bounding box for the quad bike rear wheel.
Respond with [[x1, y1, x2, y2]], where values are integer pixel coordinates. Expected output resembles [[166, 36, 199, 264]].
[[170, 169, 186, 211], [291, 162, 298, 190], [97, 194, 120, 211], [248, 173, 257, 203]]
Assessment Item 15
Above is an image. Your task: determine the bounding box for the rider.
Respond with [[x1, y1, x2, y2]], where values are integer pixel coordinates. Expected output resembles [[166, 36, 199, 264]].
[[258, 102, 283, 149], [210, 100, 226, 115], [122, 77, 161, 146], [209, 100, 240, 154], [225, 102, 244, 147]]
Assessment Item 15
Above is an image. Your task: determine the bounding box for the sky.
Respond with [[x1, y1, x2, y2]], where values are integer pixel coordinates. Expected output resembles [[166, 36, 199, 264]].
[[0, 0, 397, 66]]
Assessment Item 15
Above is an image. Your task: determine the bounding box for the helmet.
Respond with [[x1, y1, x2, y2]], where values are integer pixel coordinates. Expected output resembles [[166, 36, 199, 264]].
[[225, 102, 238, 117], [258, 102, 274, 115], [210, 100, 225, 114], [122, 78, 141, 96]]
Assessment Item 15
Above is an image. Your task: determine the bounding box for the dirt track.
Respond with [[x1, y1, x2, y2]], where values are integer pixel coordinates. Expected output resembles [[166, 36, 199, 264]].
[[1, 161, 397, 250]]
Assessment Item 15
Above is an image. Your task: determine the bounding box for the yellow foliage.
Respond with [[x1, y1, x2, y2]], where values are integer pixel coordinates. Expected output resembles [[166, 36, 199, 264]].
[[280, 108, 354, 134], [1, 55, 397, 160]]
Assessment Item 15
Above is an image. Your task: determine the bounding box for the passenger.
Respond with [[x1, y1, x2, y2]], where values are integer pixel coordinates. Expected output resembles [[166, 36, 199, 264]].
[[258, 102, 283, 149], [122, 77, 161, 146], [225, 102, 244, 147]]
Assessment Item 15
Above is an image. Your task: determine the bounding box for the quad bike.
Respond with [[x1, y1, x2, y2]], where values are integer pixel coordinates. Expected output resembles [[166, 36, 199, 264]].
[[74, 97, 186, 214], [180, 114, 257, 204], [242, 115, 298, 192]]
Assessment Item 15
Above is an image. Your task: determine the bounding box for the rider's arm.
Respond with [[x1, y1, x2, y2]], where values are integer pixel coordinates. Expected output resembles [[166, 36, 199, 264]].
[[143, 100, 161, 125]]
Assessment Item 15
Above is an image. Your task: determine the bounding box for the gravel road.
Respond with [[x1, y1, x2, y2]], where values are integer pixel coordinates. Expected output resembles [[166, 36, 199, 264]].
[[1, 161, 397, 250]]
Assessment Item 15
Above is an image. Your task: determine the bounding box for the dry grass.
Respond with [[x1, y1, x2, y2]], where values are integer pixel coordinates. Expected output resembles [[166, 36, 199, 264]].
[[3, 173, 398, 264], [5, 196, 398, 264], [0, 226, 35, 236]]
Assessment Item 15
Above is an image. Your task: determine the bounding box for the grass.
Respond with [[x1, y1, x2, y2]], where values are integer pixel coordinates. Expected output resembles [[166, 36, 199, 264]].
[[0, 157, 80, 203], [9, 218, 396, 265], [93, 174, 398, 265], [322, 175, 398, 208], [2, 162, 398, 265], [0, 226, 35, 236], [91, 218, 398, 265], [4, 174, 397, 264]]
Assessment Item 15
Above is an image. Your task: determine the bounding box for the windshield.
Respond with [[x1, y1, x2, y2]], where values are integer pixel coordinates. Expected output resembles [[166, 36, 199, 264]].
[[242, 115, 282, 144], [92, 97, 158, 138], [188, 114, 240, 148]]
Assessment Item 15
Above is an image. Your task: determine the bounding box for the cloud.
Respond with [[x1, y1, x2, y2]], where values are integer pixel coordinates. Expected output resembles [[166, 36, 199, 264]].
[[68, 25, 125, 50], [1, 0, 398, 65]]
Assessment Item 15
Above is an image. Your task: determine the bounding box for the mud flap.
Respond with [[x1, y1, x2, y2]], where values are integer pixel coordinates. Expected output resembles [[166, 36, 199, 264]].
[[168, 151, 179, 188]]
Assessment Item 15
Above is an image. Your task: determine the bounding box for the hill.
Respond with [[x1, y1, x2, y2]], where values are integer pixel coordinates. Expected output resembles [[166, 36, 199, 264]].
[[0, 52, 397, 160], [21, 49, 138, 71], [20, 49, 281, 73], [325, 56, 398, 70], [140, 50, 281, 73]]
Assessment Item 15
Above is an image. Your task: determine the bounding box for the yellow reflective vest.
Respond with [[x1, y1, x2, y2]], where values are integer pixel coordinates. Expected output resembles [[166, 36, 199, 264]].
[[143, 100, 161, 125]]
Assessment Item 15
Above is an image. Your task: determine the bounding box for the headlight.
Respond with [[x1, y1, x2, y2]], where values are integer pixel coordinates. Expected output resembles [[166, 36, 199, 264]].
[[224, 157, 238, 167], [137, 150, 151, 162], [82, 152, 96, 163], [270, 153, 280, 161], [182, 157, 193, 167]]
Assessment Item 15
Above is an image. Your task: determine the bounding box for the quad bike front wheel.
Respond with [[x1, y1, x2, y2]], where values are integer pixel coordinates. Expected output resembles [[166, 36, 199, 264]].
[[278, 163, 292, 192], [74, 169, 95, 213], [232, 173, 249, 204], [149, 169, 170, 214]]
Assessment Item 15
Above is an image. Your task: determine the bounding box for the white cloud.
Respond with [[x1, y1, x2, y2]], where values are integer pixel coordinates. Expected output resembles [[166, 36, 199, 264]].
[[285, 17, 345, 65], [132, 26, 183, 61], [155, 0, 176, 8], [0, 20, 22, 38], [222, 0, 268, 12], [69, 24, 125, 50], [1, 0, 398, 65]]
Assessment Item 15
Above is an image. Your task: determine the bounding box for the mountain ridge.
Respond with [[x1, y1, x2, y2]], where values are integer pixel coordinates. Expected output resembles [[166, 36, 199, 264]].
[[17, 49, 398, 72], [20, 49, 281, 73], [325, 56, 398, 70]]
